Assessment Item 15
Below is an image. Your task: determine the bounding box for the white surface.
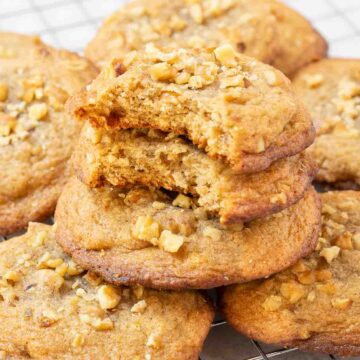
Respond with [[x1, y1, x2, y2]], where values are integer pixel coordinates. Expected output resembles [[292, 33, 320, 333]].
[[0, 1, 359, 360]]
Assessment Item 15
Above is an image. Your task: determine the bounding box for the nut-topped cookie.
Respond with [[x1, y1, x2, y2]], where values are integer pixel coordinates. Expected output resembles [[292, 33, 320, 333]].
[[0, 33, 97, 236], [0, 222, 213, 359], [73, 124, 317, 224], [221, 191, 360, 357], [85, 0, 326, 76], [293, 59, 360, 188], [69, 45, 315, 173], [55, 177, 320, 289]]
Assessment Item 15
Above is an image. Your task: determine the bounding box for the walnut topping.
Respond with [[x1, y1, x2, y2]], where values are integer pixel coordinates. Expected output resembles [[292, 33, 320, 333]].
[[333, 231, 354, 250], [67, 260, 84, 276], [131, 299, 147, 313], [35, 269, 64, 292], [132, 215, 161, 244], [28, 103, 48, 120], [270, 192, 287, 204], [3, 270, 21, 284], [263, 70, 279, 86], [280, 282, 306, 304], [0, 82, 8, 102], [146, 333, 161, 349], [331, 298, 352, 310], [97, 285, 121, 310], [305, 74, 324, 88], [320, 246, 340, 264], [189, 4, 203, 24], [317, 282, 337, 295], [203, 226, 222, 241], [79, 314, 114, 330], [38, 309, 59, 327], [32, 231, 47, 247], [353, 233, 360, 250], [262, 295, 282, 311], [172, 194, 192, 209], [152, 201, 167, 210], [315, 269, 332, 282], [158, 230, 184, 253], [297, 271, 315, 285], [83, 272, 102, 287], [72, 333, 85, 347], [291, 260, 308, 274], [220, 74, 244, 89], [133, 285, 144, 299], [214, 45, 237, 67], [149, 63, 177, 81]]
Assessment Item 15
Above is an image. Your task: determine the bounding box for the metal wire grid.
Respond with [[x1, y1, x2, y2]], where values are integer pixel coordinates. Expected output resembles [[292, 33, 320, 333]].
[[0, 0, 359, 359]]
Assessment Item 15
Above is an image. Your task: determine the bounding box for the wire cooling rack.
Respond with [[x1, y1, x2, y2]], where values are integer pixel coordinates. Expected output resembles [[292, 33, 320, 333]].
[[0, 0, 359, 359]]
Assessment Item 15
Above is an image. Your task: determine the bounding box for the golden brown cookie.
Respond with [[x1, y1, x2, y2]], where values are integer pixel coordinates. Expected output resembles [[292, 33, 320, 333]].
[[0, 32, 97, 236], [221, 191, 360, 357], [85, 0, 326, 76], [68, 45, 315, 173], [55, 177, 321, 289], [0, 222, 213, 359], [74, 124, 317, 224], [267, 0, 327, 76], [293, 59, 360, 188]]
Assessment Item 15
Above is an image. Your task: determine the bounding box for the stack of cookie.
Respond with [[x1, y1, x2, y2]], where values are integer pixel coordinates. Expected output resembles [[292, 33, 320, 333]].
[[55, 43, 321, 291]]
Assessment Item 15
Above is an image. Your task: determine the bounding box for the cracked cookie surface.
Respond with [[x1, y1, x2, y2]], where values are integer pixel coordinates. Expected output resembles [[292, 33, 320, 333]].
[[221, 191, 360, 357], [55, 178, 321, 289], [0, 222, 213, 359], [0, 33, 97, 236]]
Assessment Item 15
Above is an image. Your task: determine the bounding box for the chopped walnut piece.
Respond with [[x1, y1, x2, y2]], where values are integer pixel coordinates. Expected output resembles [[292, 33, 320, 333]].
[[307, 291, 316, 302], [315, 269, 332, 282], [0, 82, 8, 101], [291, 260, 308, 274], [270, 192, 287, 204], [297, 271, 315, 285], [220, 75, 244, 89], [149, 63, 176, 81], [203, 226, 222, 241], [97, 285, 121, 310], [132, 215, 161, 244], [133, 285, 144, 299], [331, 298, 352, 310], [146, 332, 161, 349], [32, 231, 47, 247], [158, 230, 184, 253], [172, 194, 192, 209], [305, 74, 324, 88], [263, 70, 279, 86], [83, 271, 102, 286], [261, 295, 282, 311], [175, 71, 191, 85], [72, 333, 85, 347], [38, 309, 59, 327], [131, 299, 147, 313], [189, 4, 203, 24], [152, 201, 167, 210], [35, 269, 64, 292], [79, 314, 114, 330], [3, 270, 21, 284], [320, 246, 340, 264], [333, 231, 354, 250], [317, 282, 337, 295], [214, 45, 237, 67], [67, 260, 84, 276], [28, 103, 48, 120], [280, 282, 306, 303], [353, 233, 360, 250]]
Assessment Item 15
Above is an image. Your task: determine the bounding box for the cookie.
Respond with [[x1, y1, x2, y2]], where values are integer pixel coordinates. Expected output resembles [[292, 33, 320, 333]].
[[0, 222, 213, 359], [221, 191, 360, 357], [55, 177, 320, 289], [0, 33, 97, 236], [267, 0, 327, 76], [69, 45, 315, 173], [293, 59, 360, 187], [84, 0, 326, 76], [74, 124, 317, 224]]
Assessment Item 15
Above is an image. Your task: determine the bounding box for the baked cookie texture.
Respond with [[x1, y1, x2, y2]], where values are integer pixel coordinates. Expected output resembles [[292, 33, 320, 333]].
[[85, 0, 327, 76], [73, 124, 318, 224], [55, 178, 321, 289], [221, 191, 360, 357], [0, 33, 97, 236], [293, 59, 360, 187], [0, 222, 213, 359], [69, 45, 315, 173]]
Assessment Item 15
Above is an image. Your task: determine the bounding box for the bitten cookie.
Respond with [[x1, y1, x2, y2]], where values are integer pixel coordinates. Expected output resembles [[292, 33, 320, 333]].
[[85, 0, 326, 76], [293, 59, 360, 188], [0, 222, 213, 359], [73, 124, 317, 224], [221, 191, 360, 357], [69, 45, 315, 173], [0, 33, 97, 236], [55, 178, 321, 289]]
